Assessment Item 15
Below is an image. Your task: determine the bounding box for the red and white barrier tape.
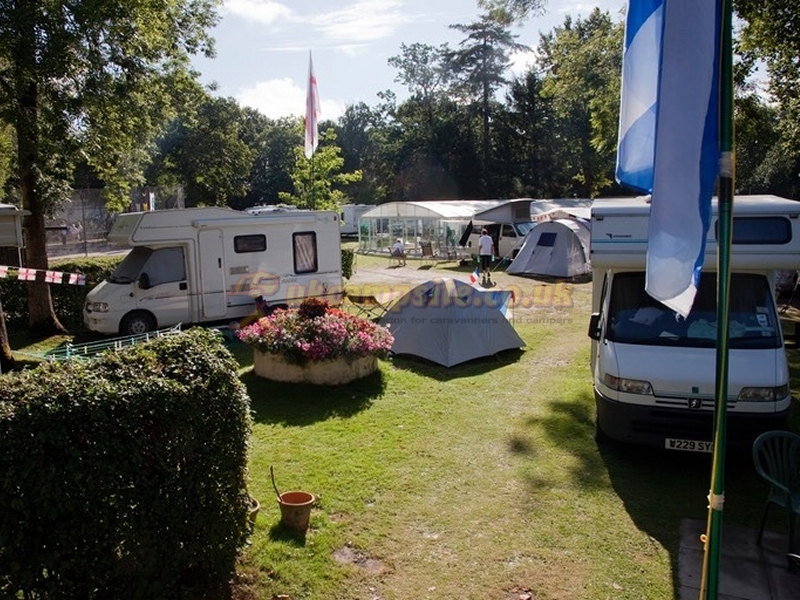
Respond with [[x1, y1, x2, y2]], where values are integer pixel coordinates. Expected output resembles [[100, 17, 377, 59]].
[[0, 266, 86, 285]]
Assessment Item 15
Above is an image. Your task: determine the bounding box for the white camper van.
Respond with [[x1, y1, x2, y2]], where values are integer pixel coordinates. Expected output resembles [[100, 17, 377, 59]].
[[588, 195, 798, 451], [84, 208, 343, 335]]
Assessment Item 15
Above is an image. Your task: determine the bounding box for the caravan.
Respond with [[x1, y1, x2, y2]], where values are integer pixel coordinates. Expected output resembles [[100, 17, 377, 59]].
[[84, 208, 343, 335], [588, 195, 798, 451]]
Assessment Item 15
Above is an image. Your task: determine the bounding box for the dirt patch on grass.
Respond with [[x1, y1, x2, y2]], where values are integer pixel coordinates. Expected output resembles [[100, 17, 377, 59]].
[[332, 544, 386, 574]]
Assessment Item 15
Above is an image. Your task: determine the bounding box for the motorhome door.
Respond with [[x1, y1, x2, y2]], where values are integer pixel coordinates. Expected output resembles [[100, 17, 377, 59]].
[[198, 229, 228, 319]]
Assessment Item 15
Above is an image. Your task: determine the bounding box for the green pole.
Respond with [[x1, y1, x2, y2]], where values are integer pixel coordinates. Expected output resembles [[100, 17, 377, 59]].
[[701, 0, 734, 598]]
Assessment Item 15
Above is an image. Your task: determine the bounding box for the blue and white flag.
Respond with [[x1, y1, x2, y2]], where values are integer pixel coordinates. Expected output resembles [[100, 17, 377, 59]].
[[616, 0, 721, 317]]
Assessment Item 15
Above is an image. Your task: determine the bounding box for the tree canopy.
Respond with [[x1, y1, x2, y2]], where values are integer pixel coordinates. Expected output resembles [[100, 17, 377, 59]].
[[0, 0, 221, 333]]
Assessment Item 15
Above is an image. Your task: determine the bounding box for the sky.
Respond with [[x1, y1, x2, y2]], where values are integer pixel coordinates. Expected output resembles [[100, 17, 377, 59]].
[[191, 0, 626, 121]]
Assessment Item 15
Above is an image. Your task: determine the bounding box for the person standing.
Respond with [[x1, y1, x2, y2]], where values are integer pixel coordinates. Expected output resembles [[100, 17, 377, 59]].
[[477, 228, 494, 285]]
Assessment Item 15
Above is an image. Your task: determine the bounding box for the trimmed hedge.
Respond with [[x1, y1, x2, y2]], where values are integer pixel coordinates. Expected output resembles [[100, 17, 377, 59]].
[[341, 247, 354, 280], [0, 329, 253, 599]]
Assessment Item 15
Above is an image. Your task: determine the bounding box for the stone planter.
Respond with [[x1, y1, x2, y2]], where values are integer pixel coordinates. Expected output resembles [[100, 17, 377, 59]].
[[253, 351, 378, 385]]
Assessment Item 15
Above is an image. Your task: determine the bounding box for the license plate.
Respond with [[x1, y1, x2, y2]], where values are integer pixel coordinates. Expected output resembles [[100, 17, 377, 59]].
[[665, 438, 713, 453]]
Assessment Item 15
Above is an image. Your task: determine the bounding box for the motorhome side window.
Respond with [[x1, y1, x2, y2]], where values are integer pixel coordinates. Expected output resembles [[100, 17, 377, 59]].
[[607, 272, 780, 349], [714, 216, 792, 244], [234, 235, 267, 253], [293, 232, 318, 274]]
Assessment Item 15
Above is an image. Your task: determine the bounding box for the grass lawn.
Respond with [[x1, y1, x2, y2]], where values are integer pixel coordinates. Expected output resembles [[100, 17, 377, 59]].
[[9, 253, 800, 599], [228, 257, 800, 600]]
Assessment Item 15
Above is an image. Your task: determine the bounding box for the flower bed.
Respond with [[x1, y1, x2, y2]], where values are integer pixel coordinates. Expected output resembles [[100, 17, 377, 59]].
[[238, 298, 393, 384]]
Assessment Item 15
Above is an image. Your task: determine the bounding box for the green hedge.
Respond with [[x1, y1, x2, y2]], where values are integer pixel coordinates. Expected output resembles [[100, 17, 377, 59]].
[[0, 329, 253, 599], [341, 247, 354, 280]]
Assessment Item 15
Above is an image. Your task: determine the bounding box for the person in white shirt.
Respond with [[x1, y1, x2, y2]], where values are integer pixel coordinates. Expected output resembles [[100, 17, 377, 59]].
[[477, 229, 494, 284]]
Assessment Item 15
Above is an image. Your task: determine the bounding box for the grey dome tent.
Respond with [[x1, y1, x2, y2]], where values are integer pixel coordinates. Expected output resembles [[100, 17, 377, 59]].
[[507, 218, 591, 278], [378, 278, 524, 367]]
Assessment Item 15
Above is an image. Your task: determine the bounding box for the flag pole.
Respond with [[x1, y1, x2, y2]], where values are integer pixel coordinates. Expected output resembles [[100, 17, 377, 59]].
[[700, 0, 734, 597]]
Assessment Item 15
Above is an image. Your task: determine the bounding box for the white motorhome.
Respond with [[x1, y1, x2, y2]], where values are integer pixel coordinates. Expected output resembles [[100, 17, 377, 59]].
[[84, 208, 343, 335], [588, 195, 798, 451], [340, 204, 371, 236]]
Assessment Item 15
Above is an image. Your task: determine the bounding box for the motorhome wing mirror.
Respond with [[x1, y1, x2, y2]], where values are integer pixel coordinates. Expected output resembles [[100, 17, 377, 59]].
[[588, 313, 601, 340], [138, 273, 151, 290]]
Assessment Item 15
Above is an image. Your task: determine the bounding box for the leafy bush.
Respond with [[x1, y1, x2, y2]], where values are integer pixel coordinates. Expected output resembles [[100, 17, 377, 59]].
[[0, 329, 252, 600]]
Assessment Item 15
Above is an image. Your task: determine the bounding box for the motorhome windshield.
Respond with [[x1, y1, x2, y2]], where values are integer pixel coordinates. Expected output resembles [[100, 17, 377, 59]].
[[607, 272, 781, 349], [107, 247, 153, 283]]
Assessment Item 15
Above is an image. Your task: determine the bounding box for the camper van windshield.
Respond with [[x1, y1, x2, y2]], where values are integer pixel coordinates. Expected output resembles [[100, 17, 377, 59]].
[[607, 272, 781, 349], [517, 222, 535, 236], [107, 247, 153, 283]]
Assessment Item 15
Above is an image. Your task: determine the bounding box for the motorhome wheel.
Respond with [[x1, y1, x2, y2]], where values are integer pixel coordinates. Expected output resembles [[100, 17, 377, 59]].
[[120, 311, 157, 336]]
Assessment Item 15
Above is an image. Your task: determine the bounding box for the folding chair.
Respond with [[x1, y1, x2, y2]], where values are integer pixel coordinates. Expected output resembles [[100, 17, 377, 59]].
[[752, 430, 800, 569], [345, 293, 389, 321], [389, 248, 406, 266], [419, 242, 437, 266], [344, 290, 402, 322]]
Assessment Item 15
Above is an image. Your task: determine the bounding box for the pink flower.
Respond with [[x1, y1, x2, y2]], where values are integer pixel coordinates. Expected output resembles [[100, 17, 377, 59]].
[[237, 298, 394, 366]]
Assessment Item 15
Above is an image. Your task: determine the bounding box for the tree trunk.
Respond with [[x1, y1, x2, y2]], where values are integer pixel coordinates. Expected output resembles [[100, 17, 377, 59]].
[[16, 78, 66, 335], [0, 295, 15, 373]]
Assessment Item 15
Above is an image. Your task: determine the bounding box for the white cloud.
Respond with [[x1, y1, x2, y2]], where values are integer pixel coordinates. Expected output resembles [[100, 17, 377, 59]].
[[223, 0, 411, 49], [310, 0, 411, 44], [236, 78, 345, 120], [223, 0, 294, 26]]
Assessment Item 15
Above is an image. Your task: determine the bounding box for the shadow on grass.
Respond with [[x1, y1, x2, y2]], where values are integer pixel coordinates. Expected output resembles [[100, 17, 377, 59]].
[[266, 522, 309, 546], [241, 368, 387, 426], [520, 388, 777, 597], [388, 348, 525, 381]]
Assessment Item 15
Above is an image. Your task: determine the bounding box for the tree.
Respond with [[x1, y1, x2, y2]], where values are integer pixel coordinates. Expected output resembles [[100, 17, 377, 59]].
[[736, 0, 800, 161], [279, 127, 362, 211], [150, 94, 255, 207], [0, 0, 220, 334], [0, 122, 13, 202], [235, 112, 297, 209], [536, 9, 623, 197], [493, 70, 571, 197], [447, 11, 529, 192], [477, 0, 547, 21], [335, 102, 391, 204], [388, 43, 452, 129]]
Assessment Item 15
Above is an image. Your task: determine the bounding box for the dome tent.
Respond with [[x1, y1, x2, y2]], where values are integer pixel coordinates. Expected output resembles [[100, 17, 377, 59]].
[[507, 218, 591, 278], [378, 278, 524, 367]]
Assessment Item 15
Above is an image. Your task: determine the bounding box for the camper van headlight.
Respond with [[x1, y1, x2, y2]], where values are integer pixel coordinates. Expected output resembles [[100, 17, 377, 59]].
[[86, 301, 110, 313], [737, 385, 790, 403], [603, 373, 653, 395]]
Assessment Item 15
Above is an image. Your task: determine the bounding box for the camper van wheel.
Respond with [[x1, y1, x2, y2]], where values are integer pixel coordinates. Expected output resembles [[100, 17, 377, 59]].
[[120, 311, 157, 336]]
